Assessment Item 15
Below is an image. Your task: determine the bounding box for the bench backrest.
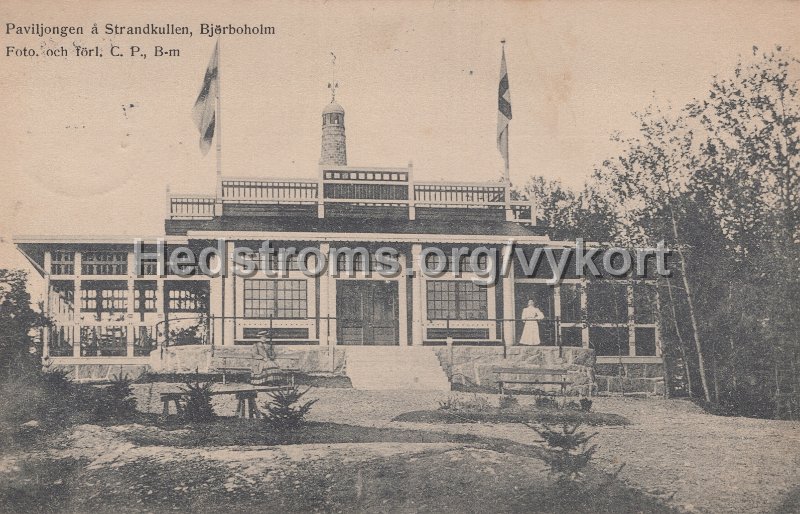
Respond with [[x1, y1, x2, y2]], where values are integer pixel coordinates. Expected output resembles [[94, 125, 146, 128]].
[[493, 367, 568, 376]]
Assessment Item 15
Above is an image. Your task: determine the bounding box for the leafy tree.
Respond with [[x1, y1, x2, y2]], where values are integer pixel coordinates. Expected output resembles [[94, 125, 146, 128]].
[[594, 104, 714, 402], [0, 269, 48, 380], [687, 46, 800, 415], [515, 177, 617, 242]]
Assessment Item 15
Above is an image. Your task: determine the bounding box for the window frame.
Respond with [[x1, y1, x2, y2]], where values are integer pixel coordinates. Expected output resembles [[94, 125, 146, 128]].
[[426, 280, 488, 321]]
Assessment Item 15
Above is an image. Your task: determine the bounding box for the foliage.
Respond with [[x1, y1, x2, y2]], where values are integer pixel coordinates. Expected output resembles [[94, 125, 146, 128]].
[[437, 394, 491, 412], [262, 385, 317, 430], [579, 398, 593, 412], [514, 177, 617, 242], [180, 380, 216, 422], [94, 374, 137, 421], [498, 394, 519, 410], [534, 396, 558, 409], [529, 46, 799, 418], [527, 422, 598, 483], [0, 269, 49, 380], [169, 323, 206, 346]]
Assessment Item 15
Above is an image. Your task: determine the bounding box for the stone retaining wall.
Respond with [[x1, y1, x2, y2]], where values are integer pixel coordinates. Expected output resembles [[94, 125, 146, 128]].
[[152, 345, 346, 375], [430, 346, 596, 396], [594, 362, 666, 396]]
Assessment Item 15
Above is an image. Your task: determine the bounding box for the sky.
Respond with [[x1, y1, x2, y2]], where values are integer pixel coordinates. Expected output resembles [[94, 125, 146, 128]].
[[2, 0, 799, 276]]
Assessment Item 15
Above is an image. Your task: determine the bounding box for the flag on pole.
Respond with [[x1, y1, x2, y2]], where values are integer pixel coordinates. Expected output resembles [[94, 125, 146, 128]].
[[192, 42, 219, 155], [497, 44, 512, 176]]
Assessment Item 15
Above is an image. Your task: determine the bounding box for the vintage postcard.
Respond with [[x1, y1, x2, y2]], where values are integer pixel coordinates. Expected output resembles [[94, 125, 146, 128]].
[[1, 1, 798, 512]]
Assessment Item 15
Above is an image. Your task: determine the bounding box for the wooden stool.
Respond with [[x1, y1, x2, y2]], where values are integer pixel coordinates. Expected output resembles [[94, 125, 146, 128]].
[[160, 392, 185, 416]]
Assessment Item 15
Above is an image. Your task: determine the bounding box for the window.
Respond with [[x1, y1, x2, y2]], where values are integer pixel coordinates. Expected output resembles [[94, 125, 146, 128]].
[[51, 251, 75, 275], [426, 281, 488, 320], [587, 282, 627, 323], [137, 259, 161, 276], [633, 283, 657, 324], [635, 327, 657, 356], [560, 284, 581, 323], [80, 282, 127, 312], [80, 326, 127, 357], [335, 252, 392, 273], [424, 253, 488, 273], [589, 326, 629, 356], [134, 282, 157, 313], [243, 279, 307, 318], [81, 251, 127, 275], [50, 281, 75, 316], [167, 287, 207, 312]]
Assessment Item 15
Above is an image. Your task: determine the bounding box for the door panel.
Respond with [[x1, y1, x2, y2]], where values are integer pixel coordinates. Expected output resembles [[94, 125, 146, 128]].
[[337, 281, 399, 345]]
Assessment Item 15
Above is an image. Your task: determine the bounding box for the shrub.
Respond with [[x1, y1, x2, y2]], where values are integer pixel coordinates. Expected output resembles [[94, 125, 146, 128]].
[[263, 386, 317, 430], [499, 394, 519, 410], [438, 394, 491, 412], [180, 380, 216, 422], [527, 422, 597, 483], [534, 396, 558, 409], [94, 373, 137, 421], [579, 398, 593, 412]]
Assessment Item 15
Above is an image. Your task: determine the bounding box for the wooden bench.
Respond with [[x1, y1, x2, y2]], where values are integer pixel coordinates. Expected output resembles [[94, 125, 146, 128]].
[[216, 366, 252, 385], [159, 385, 291, 419], [493, 367, 569, 396]]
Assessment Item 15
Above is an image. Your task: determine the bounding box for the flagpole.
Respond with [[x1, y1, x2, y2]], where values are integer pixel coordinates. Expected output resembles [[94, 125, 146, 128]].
[[502, 40, 510, 186], [215, 37, 222, 199]]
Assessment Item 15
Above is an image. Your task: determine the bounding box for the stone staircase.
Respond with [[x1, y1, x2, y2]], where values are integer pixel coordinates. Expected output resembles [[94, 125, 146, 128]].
[[344, 346, 451, 391]]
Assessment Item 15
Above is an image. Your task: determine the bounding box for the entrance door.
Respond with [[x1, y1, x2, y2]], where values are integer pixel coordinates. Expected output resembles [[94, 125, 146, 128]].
[[337, 281, 399, 345]]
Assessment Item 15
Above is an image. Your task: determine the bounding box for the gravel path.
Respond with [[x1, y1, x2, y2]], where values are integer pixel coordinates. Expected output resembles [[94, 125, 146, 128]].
[[130, 384, 800, 513]]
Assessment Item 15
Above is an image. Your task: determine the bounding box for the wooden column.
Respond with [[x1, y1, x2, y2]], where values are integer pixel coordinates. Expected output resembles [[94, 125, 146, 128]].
[[411, 244, 424, 345], [502, 262, 515, 346], [580, 278, 589, 348], [73, 251, 82, 357], [318, 243, 331, 345], [654, 282, 663, 357], [397, 253, 409, 345], [43, 251, 51, 358], [126, 252, 135, 357], [627, 284, 636, 357], [553, 284, 561, 345], [208, 252, 223, 347], [223, 241, 236, 345]]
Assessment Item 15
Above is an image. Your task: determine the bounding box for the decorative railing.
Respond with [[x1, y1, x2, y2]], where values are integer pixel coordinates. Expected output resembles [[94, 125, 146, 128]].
[[221, 179, 318, 203], [169, 196, 216, 219], [168, 174, 527, 220], [414, 183, 506, 207]]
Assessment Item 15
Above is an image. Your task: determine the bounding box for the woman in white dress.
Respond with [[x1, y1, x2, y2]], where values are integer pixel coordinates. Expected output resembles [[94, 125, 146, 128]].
[[519, 300, 545, 345]]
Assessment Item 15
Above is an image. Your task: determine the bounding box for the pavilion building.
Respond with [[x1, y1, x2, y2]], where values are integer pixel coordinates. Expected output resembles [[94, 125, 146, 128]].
[[15, 92, 669, 395]]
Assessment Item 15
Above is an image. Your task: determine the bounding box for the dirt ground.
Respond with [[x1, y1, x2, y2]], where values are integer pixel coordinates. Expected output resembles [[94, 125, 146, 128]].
[[2, 384, 799, 513], [129, 384, 800, 512]]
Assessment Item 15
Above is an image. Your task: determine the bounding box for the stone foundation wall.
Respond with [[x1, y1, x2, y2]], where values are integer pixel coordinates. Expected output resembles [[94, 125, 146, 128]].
[[594, 362, 666, 396], [152, 345, 347, 375], [430, 346, 596, 396], [49, 363, 150, 381]]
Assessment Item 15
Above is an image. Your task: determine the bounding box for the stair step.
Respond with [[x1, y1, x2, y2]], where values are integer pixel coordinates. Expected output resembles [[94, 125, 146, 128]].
[[345, 347, 450, 391]]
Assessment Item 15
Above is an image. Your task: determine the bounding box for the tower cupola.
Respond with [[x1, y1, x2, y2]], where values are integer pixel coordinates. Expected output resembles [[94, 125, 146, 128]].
[[320, 98, 347, 166], [320, 55, 347, 166]]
